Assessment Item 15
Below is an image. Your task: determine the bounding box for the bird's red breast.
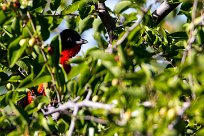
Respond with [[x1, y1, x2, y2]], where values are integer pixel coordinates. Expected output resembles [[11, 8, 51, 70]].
[[60, 44, 81, 72]]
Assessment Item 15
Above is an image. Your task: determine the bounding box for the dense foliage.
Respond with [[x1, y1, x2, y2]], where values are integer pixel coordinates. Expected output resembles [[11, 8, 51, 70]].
[[0, 0, 204, 135]]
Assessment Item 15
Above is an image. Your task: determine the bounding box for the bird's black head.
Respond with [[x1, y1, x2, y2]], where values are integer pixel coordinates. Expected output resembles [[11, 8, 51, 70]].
[[60, 29, 87, 50]]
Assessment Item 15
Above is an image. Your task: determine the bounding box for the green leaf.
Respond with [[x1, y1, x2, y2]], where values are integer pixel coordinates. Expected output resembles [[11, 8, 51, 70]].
[[79, 3, 91, 19], [49, 35, 61, 67], [9, 100, 29, 124], [3, 25, 13, 38], [25, 96, 50, 114], [62, 1, 85, 14], [50, 0, 61, 11], [93, 18, 102, 32], [16, 60, 29, 74], [197, 27, 204, 45], [168, 32, 188, 40], [22, 21, 34, 37], [118, 44, 128, 68], [8, 36, 27, 68], [102, 60, 122, 77], [114, 1, 132, 14], [32, 0, 47, 10], [78, 63, 90, 87], [38, 16, 50, 41], [11, 17, 20, 34], [122, 86, 146, 99], [178, 2, 192, 14], [68, 63, 89, 80], [0, 10, 7, 26], [69, 57, 85, 64], [57, 119, 69, 133], [0, 72, 9, 85], [88, 49, 115, 61], [78, 15, 94, 33], [49, 17, 63, 31], [18, 65, 51, 89]]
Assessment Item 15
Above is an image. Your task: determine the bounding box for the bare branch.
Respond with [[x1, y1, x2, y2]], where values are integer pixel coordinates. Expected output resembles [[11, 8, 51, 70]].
[[85, 87, 92, 100], [44, 100, 114, 116], [44, 87, 114, 136], [95, 2, 116, 44], [181, 0, 198, 64], [152, 1, 180, 25], [67, 106, 78, 136], [168, 102, 191, 130]]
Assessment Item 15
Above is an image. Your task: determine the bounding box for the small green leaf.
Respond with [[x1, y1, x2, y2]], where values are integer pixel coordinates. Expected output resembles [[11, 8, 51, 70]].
[[38, 16, 50, 41], [49, 35, 61, 67], [18, 65, 51, 89], [16, 60, 29, 74], [114, 1, 132, 14], [57, 119, 69, 133], [11, 17, 20, 34], [25, 96, 50, 114], [79, 3, 91, 19], [50, 0, 61, 11], [0, 10, 7, 26], [197, 27, 204, 45], [88, 49, 115, 61], [0, 72, 9, 84], [32, 0, 47, 10], [68, 63, 89, 80], [93, 18, 102, 32], [168, 32, 188, 40], [69, 57, 85, 64], [8, 36, 28, 68], [78, 63, 90, 87], [178, 2, 192, 14], [62, 1, 85, 14], [78, 15, 94, 33], [118, 45, 127, 66], [102, 60, 122, 77]]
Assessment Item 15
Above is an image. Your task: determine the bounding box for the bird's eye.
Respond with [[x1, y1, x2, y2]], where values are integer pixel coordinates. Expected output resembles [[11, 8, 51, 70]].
[[67, 37, 72, 42]]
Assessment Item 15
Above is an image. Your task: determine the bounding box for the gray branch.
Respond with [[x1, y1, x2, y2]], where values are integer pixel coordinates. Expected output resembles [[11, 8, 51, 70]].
[[152, 1, 180, 25], [44, 100, 115, 116], [95, 2, 116, 44]]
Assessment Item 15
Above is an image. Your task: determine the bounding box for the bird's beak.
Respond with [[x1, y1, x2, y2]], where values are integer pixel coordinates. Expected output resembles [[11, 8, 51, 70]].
[[75, 39, 88, 45]]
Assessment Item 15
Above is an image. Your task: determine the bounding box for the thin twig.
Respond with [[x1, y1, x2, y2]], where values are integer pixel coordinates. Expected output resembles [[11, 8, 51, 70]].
[[112, 17, 143, 49], [27, 12, 36, 33], [181, 0, 198, 64], [85, 87, 92, 100], [39, 48, 61, 103], [42, 13, 78, 17]]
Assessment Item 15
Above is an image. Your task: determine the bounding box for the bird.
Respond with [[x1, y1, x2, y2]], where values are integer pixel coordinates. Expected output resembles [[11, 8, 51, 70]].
[[59, 29, 88, 72], [19, 29, 87, 107]]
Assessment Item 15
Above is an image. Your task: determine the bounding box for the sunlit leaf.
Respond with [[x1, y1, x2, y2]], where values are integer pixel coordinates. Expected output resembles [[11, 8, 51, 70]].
[[8, 36, 27, 68], [114, 1, 132, 14]]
